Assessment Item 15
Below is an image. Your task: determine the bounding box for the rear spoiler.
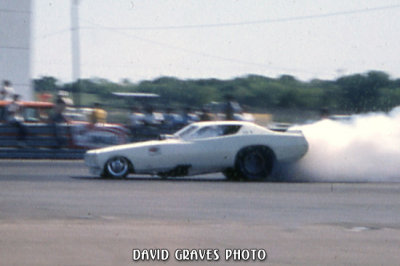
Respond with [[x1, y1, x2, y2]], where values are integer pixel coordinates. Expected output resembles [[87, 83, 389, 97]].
[[268, 122, 292, 132]]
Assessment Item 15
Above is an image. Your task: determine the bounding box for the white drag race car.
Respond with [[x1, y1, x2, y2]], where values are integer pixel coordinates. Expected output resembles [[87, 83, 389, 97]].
[[84, 121, 308, 181]]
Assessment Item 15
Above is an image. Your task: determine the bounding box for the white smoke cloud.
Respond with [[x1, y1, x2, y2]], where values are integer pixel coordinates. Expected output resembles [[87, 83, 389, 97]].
[[288, 107, 400, 182]]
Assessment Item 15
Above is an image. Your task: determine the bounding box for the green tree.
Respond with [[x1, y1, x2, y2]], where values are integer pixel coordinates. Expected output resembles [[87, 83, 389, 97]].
[[336, 71, 389, 113], [32, 70, 400, 115], [33, 76, 59, 93]]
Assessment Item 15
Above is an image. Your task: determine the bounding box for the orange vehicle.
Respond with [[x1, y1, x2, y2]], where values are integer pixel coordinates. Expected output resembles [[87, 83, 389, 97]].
[[0, 100, 54, 123]]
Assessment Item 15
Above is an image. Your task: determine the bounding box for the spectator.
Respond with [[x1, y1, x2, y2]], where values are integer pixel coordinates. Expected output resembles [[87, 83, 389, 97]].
[[224, 95, 242, 121], [181, 107, 199, 125], [51, 91, 73, 122], [128, 106, 144, 135], [6, 94, 27, 147], [56, 90, 73, 106], [50, 92, 70, 148], [320, 108, 330, 119], [163, 108, 181, 127], [199, 107, 212, 121], [90, 102, 107, 124], [143, 106, 158, 126], [52, 93, 68, 122], [0, 80, 15, 100], [224, 95, 234, 120]]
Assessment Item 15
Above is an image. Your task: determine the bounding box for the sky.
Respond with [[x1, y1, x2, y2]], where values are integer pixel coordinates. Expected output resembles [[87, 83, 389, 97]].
[[32, 0, 400, 83]]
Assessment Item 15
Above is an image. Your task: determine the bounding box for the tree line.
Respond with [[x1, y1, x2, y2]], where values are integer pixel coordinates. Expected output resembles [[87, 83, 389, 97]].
[[33, 70, 400, 114]]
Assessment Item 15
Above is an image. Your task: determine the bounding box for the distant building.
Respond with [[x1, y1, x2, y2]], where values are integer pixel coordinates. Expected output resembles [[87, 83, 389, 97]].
[[0, 0, 32, 100]]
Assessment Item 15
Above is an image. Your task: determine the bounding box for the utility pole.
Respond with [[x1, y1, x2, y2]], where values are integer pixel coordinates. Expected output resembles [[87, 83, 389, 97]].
[[71, 0, 81, 106]]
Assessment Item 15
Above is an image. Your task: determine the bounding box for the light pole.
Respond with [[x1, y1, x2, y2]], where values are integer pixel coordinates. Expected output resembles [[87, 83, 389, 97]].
[[71, 0, 81, 106]]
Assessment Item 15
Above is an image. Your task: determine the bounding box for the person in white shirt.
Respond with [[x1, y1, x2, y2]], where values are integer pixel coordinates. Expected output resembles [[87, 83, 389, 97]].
[[0, 80, 15, 100], [143, 106, 158, 126], [129, 107, 144, 127], [6, 94, 27, 146], [128, 107, 145, 137]]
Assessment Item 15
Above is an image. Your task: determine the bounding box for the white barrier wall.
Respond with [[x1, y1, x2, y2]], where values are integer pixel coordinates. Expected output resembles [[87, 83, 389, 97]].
[[0, 0, 32, 100]]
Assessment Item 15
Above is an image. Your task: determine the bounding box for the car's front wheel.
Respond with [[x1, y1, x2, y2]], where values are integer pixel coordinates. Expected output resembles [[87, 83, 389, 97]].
[[104, 156, 130, 178], [236, 146, 275, 181]]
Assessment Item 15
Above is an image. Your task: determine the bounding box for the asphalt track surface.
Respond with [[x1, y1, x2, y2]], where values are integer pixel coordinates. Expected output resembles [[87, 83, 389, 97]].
[[1, 160, 400, 265]]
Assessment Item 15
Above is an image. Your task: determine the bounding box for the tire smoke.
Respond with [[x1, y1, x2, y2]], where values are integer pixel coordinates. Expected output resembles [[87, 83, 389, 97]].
[[287, 107, 400, 182]]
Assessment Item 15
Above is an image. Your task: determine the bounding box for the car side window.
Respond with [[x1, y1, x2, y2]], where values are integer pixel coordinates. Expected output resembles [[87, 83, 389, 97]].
[[221, 125, 241, 136], [175, 125, 198, 139], [192, 125, 242, 139], [193, 126, 220, 138]]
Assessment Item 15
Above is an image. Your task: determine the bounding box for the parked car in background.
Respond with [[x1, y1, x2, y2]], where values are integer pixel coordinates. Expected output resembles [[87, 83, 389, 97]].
[[0, 100, 129, 149], [0, 100, 53, 123]]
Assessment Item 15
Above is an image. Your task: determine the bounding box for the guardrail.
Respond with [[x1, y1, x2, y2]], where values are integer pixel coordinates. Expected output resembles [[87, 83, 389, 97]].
[[0, 148, 85, 159], [0, 123, 81, 159]]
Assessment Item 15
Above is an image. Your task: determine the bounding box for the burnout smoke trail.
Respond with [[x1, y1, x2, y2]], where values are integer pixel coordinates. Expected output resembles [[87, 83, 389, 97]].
[[288, 107, 400, 182]]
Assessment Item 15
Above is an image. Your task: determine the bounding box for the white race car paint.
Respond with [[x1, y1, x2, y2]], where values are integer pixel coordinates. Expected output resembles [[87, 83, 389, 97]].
[[84, 121, 308, 180]]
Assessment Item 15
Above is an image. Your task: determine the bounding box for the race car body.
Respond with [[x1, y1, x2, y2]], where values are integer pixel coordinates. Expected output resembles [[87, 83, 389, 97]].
[[84, 121, 308, 180]]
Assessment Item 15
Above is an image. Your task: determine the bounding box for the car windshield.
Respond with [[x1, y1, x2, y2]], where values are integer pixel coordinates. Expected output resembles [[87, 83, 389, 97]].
[[174, 125, 199, 138], [175, 124, 241, 140]]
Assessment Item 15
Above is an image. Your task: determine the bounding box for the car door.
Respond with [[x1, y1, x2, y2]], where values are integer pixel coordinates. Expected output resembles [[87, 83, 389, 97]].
[[147, 125, 242, 173], [183, 125, 243, 172], [189, 136, 239, 172]]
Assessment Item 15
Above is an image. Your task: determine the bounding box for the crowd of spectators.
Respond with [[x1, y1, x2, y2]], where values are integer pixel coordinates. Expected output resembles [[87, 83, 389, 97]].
[[0, 79, 251, 147], [127, 105, 212, 136]]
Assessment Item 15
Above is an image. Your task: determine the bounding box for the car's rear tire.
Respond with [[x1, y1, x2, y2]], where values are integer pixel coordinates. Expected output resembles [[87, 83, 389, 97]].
[[236, 146, 275, 181], [104, 156, 130, 178]]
